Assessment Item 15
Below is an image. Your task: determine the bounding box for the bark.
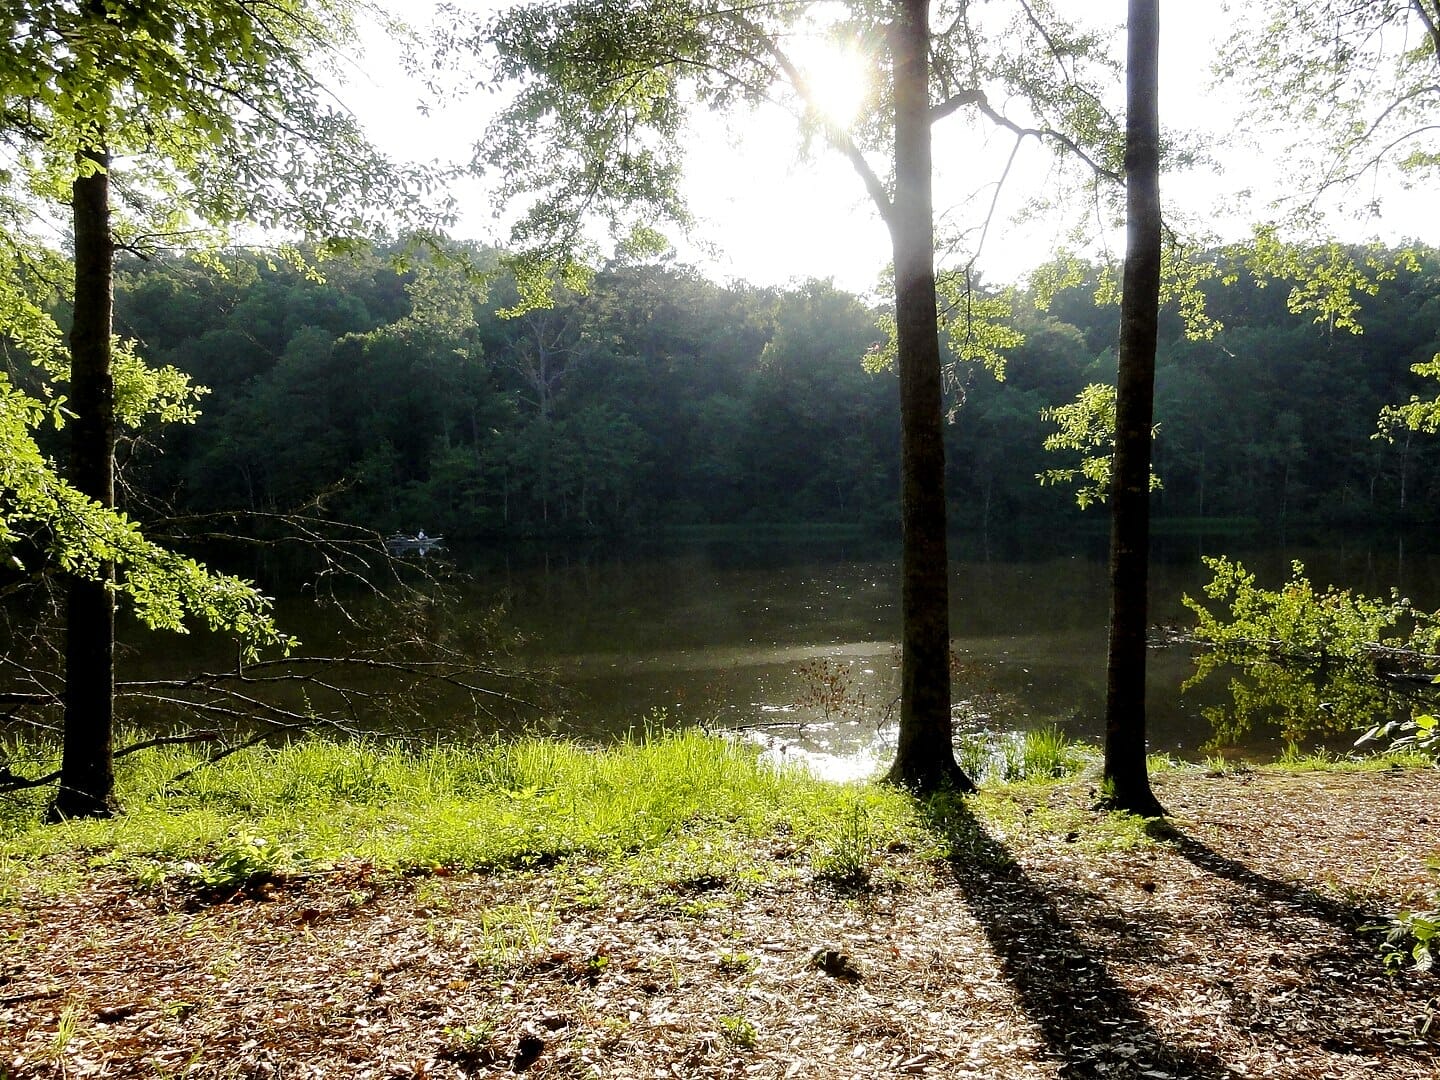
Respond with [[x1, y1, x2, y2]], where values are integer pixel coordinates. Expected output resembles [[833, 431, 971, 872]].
[[884, 0, 974, 794], [49, 147, 118, 821], [1101, 0, 1165, 817]]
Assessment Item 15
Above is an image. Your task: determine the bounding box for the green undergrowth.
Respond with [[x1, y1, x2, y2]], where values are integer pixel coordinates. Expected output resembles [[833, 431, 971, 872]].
[[3, 726, 1430, 903], [0, 730, 941, 895]]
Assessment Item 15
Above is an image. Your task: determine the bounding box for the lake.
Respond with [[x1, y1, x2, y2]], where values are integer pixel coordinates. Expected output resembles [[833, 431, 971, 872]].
[[453, 527, 1440, 777]]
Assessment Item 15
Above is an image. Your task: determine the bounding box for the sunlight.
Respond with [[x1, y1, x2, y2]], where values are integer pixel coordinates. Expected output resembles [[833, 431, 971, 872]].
[[794, 39, 871, 129]]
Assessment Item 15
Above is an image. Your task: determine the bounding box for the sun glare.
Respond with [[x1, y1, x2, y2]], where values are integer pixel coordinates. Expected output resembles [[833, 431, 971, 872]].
[[795, 41, 870, 129]]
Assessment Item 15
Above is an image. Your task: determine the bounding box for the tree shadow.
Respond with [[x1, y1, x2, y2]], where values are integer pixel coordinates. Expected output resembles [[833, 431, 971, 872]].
[[1164, 827, 1440, 1060], [923, 797, 1241, 1079]]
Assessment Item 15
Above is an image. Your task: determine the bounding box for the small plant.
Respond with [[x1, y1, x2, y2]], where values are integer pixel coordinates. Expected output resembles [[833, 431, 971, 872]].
[[48, 1003, 81, 1062], [717, 951, 755, 974], [439, 1020, 503, 1069], [471, 903, 554, 970], [1359, 711, 1440, 763], [995, 726, 1087, 783], [181, 833, 294, 891], [1376, 859, 1439, 973], [811, 798, 873, 887], [1019, 725, 1086, 779], [717, 1014, 758, 1049]]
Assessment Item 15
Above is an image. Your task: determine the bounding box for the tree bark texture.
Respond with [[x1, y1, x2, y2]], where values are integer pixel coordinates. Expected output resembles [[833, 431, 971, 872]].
[[51, 147, 118, 821], [1102, 0, 1165, 817], [884, 0, 974, 793]]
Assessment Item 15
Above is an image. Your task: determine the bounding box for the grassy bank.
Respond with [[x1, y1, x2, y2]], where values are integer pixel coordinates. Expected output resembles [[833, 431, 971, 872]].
[[0, 730, 946, 897], [3, 726, 1431, 899]]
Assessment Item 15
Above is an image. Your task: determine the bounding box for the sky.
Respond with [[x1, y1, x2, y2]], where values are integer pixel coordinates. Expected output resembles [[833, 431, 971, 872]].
[[337, 2, 1432, 300]]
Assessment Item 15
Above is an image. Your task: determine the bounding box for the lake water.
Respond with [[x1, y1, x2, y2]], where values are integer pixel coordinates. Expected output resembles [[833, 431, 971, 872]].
[[460, 527, 1440, 777]]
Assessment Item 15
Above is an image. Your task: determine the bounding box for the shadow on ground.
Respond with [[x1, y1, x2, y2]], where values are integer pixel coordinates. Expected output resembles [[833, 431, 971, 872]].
[[1168, 829, 1440, 1059], [923, 795, 1240, 1080]]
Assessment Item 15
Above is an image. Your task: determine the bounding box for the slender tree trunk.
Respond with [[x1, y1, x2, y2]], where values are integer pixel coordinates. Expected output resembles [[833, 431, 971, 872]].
[[1101, 0, 1164, 817], [50, 146, 118, 821], [884, 0, 974, 793]]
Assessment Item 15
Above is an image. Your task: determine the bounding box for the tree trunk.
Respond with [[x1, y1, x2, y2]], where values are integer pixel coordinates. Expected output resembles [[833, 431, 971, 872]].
[[884, 0, 974, 793], [1101, 0, 1164, 817], [50, 146, 118, 821]]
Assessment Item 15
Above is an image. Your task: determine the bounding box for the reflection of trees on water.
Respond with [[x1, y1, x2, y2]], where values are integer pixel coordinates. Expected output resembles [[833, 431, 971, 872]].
[[1183, 648, 1432, 751], [1179, 556, 1440, 753]]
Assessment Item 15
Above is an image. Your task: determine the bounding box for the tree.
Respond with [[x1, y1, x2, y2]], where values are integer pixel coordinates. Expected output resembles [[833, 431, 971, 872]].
[[0, 0, 442, 818], [459, 0, 1118, 792], [1100, 0, 1164, 816]]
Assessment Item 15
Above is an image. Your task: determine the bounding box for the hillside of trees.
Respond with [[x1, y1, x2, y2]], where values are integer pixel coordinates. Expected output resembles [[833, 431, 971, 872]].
[[91, 244, 1440, 540]]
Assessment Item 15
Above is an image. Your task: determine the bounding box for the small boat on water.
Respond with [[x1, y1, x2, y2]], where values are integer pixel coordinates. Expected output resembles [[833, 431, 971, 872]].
[[384, 531, 446, 555]]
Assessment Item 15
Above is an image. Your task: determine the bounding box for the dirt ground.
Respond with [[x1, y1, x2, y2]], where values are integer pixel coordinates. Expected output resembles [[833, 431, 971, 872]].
[[3, 769, 1438, 1079]]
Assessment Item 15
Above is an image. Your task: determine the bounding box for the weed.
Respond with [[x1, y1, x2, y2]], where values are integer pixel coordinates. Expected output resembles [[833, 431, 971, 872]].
[[439, 1019, 503, 1068], [470, 903, 554, 970], [717, 951, 755, 974], [717, 1014, 758, 1049], [181, 833, 295, 891], [48, 1003, 81, 1062], [1013, 726, 1088, 781], [811, 798, 873, 887]]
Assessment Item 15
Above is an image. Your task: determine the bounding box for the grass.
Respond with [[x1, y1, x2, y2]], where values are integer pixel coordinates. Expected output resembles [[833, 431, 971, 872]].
[[0, 728, 943, 893], [3, 724, 1431, 902], [956, 725, 1094, 786]]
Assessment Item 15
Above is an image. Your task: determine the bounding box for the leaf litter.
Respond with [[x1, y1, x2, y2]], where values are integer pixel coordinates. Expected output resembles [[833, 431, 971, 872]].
[[2, 768, 1437, 1078]]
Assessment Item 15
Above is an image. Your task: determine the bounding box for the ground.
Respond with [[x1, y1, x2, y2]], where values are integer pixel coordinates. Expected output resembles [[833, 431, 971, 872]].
[[3, 768, 1438, 1079]]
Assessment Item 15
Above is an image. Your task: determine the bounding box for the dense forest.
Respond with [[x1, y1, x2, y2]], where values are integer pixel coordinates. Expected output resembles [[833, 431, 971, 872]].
[[95, 244, 1440, 539]]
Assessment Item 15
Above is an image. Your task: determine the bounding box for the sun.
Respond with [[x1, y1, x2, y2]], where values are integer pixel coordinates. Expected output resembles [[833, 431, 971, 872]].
[[794, 40, 871, 130]]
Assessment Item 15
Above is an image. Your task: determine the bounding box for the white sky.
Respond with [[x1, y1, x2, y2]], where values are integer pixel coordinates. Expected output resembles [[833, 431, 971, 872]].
[[337, 2, 1434, 299]]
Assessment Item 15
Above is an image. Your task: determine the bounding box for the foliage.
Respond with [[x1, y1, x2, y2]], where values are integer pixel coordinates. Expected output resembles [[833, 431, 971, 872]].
[[1181, 557, 1440, 749], [1038, 383, 1160, 508], [1184, 556, 1434, 659], [1237, 227, 1419, 335], [459, 0, 1123, 312], [1222, 1, 1440, 205], [89, 240, 1440, 538], [0, 0, 447, 663], [1378, 859, 1439, 975], [0, 368, 291, 653], [1358, 712, 1440, 763], [1378, 353, 1440, 439]]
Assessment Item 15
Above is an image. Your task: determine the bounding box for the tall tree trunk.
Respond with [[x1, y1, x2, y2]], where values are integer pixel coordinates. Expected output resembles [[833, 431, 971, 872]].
[[1101, 0, 1164, 817], [49, 146, 117, 821], [884, 0, 974, 793]]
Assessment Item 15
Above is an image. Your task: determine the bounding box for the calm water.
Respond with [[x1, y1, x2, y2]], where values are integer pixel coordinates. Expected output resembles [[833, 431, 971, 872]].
[[99, 527, 1437, 777], [458, 528, 1440, 776]]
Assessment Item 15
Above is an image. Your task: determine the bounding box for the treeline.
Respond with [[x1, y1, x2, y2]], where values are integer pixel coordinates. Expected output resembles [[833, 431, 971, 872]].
[[102, 245, 1440, 537]]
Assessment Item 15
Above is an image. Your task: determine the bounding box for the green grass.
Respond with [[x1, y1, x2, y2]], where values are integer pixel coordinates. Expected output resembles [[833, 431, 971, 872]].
[[0, 729, 941, 893], [956, 725, 1094, 786], [4, 725, 1430, 902], [1266, 743, 1435, 772]]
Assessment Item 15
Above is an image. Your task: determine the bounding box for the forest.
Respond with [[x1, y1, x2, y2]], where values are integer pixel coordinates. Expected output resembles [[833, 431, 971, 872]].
[[98, 242, 1440, 539], [3, 0, 1440, 1076]]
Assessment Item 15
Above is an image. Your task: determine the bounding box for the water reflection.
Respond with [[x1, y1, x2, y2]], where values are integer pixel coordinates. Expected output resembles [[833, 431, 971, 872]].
[[1183, 644, 1436, 755]]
